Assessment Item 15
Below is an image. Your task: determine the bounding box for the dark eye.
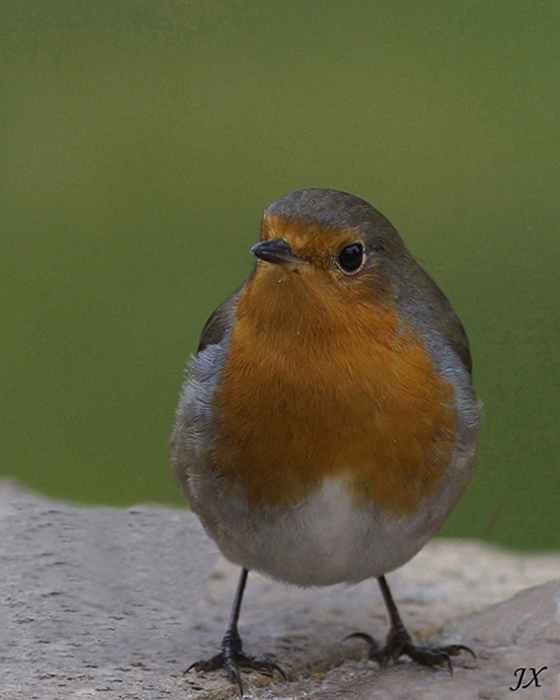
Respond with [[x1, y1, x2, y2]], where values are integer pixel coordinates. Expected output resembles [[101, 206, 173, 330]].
[[337, 242, 364, 272]]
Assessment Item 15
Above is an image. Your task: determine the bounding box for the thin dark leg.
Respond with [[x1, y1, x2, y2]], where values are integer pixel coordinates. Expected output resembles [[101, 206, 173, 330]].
[[345, 574, 475, 673], [377, 575, 404, 629], [223, 567, 249, 648], [185, 568, 285, 695]]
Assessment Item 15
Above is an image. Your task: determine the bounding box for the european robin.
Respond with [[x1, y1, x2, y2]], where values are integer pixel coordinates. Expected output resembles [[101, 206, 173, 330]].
[[171, 188, 482, 694]]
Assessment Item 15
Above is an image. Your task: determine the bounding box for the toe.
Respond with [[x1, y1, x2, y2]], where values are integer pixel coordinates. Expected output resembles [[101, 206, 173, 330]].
[[245, 655, 286, 679], [402, 641, 477, 675], [184, 653, 225, 675], [404, 643, 452, 670]]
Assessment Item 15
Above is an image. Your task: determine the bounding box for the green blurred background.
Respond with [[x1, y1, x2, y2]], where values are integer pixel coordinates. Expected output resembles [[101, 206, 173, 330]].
[[1, 1, 558, 550]]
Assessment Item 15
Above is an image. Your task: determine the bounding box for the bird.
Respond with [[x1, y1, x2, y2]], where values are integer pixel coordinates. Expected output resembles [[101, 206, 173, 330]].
[[170, 188, 482, 694]]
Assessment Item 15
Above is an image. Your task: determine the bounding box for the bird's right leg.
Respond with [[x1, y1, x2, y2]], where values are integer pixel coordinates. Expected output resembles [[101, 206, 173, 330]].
[[185, 567, 285, 695]]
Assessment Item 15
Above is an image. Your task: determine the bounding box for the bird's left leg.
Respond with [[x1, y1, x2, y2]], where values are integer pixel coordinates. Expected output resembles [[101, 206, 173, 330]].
[[346, 574, 475, 673]]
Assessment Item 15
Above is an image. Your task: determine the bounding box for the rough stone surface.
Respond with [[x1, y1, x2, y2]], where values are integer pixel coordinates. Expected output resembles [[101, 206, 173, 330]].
[[0, 481, 219, 700], [1, 481, 559, 699]]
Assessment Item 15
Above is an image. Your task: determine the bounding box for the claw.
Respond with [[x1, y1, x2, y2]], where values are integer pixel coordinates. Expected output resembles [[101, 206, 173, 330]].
[[226, 662, 244, 695], [442, 644, 476, 660], [343, 631, 386, 665], [343, 631, 378, 645]]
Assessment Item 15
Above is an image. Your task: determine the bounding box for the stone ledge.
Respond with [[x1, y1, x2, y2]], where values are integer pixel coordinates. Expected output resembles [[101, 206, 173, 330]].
[[1, 480, 559, 700]]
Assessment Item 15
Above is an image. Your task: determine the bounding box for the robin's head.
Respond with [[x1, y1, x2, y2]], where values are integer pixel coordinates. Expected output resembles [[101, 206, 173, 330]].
[[251, 189, 410, 302]]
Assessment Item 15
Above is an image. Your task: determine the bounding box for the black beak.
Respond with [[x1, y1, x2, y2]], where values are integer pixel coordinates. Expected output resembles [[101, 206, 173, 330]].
[[251, 239, 304, 266]]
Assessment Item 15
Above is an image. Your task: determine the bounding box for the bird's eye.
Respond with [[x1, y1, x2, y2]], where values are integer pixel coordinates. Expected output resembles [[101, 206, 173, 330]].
[[337, 242, 364, 272]]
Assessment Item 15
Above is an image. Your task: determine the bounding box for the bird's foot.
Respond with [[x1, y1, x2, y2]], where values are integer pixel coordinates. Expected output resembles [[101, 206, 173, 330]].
[[185, 627, 285, 695], [345, 624, 475, 674]]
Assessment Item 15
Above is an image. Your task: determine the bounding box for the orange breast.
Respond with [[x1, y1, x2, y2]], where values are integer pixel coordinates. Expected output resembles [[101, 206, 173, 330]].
[[212, 265, 458, 515]]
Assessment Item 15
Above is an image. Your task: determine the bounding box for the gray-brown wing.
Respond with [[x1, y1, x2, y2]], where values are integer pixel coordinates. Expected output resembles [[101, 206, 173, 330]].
[[424, 275, 473, 376], [409, 261, 473, 376], [396, 257, 473, 377], [196, 284, 246, 354]]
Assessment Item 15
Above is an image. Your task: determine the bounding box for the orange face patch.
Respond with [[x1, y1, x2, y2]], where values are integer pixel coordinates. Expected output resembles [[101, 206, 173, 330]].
[[211, 225, 458, 515], [261, 214, 363, 269]]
